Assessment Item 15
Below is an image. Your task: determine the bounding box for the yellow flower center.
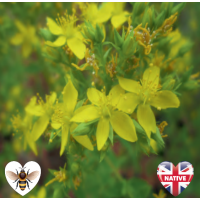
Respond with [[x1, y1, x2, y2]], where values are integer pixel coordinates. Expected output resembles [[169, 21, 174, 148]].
[[139, 71, 159, 104], [36, 94, 55, 117], [52, 105, 71, 125], [11, 114, 22, 131], [56, 13, 77, 39], [101, 105, 111, 119]]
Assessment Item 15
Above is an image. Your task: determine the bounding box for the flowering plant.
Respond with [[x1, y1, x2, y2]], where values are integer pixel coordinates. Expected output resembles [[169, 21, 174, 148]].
[[1, 2, 200, 198]]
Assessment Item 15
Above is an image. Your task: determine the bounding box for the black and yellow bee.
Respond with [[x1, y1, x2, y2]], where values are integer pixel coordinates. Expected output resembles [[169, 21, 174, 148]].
[[6, 167, 39, 191]]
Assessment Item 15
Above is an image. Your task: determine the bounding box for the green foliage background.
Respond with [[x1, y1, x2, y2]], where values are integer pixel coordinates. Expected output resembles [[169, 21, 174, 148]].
[[0, 2, 200, 198]]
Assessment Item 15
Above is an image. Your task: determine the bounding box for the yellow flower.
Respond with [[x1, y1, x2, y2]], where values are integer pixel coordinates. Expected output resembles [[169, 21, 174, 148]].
[[25, 93, 57, 141], [79, 3, 112, 24], [108, 2, 130, 28], [45, 164, 67, 187], [29, 187, 46, 198], [45, 12, 86, 59], [117, 66, 180, 138], [11, 100, 38, 155], [153, 189, 167, 198], [80, 2, 129, 28], [71, 85, 138, 150], [10, 20, 38, 58], [51, 78, 94, 156]]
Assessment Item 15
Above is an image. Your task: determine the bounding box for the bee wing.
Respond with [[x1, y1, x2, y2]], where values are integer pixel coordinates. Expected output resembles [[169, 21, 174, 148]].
[[27, 171, 39, 180], [6, 171, 18, 180]]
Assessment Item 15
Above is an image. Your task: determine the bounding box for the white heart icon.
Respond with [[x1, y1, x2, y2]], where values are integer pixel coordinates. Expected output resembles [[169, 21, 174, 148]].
[[5, 161, 41, 196]]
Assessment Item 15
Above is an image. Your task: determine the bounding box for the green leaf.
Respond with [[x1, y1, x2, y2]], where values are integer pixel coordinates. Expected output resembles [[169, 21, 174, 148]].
[[155, 10, 165, 28], [133, 2, 147, 18], [142, 7, 150, 26], [72, 119, 98, 136], [48, 169, 57, 176], [103, 47, 112, 61], [132, 119, 146, 135], [171, 2, 186, 14], [39, 28, 53, 41], [75, 99, 86, 110], [49, 131, 55, 142], [95, 24, 104, 43], [122, 26, 126, 40], [114, 28, 123, 47], [53, 188, 64, 198], [108, 124, 113, 145], [103, 41, 121, 51], [100, 150, 107, 162], [177, 42, 193, 57], [151, 127, 165, 148]]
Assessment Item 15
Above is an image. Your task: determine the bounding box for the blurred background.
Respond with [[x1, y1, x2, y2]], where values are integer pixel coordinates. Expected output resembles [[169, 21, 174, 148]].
[[0, 2, 200, 198]]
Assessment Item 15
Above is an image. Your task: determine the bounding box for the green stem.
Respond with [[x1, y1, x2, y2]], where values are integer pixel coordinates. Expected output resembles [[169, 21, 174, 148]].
[[105, 156, 134, 198], [104, 156, 124, 183]]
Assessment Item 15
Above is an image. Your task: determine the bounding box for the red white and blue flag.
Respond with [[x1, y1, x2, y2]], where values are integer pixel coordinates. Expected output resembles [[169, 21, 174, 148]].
[[157, 161, 194, 196]]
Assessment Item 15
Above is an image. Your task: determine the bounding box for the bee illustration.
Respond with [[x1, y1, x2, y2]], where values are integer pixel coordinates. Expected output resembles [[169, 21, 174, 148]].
[[6, 167, 39, 191]]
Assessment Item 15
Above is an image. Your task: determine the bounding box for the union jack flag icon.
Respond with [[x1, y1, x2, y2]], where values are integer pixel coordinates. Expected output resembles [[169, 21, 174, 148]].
[[157, 161, 194, 196]]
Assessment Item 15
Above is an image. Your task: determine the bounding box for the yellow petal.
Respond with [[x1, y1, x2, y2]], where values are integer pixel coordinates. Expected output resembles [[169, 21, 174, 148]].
[[63, 79, 78, 114], [23, 113, 33, 128], [76, 31, 84, 40], [67, 37, 86, 59], [28, 25, 36, 37], [60, 124, 69, 156], [111, 11, 129, 28], [96, 117, 110, 150], [108, 2, 125, 13], [15, 20, 26, 33], [143, 66, 160, 89], [37, 187, 46, 198], [150, 138, 157, 152], [117, 93, 140, 114], [73, 135, 94, 151], [47, 92, 57, 105], [87, 88, 106, 106], [25, 96, 44, 116], [47, 17, 63, 35], [117, 76, 141, 93], [71, 105, 100, 122], [110, 111, 137, 142], [10, 33, 23, 45], [84, 3, 98, 22], [150, 90, 180, 109], [94, 3, 112, 23], [25, 133, 38, 155], [137, 104, 156, 138], [22, 42, 32, 58], [45, 36, 66, 47], [26, 105, 43, 116], [108, 84, 125, 106], [51, 122, 62, 129], [32, 115, 49, 141]]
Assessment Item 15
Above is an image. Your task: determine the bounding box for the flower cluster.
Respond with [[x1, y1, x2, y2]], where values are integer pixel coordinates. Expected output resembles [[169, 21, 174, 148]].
[[10, 2, 199, 192]]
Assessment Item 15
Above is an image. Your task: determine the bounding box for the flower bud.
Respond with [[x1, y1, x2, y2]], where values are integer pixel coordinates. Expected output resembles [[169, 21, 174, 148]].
[[71, 162, 79, 174], [40, 28, 53, 41]]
